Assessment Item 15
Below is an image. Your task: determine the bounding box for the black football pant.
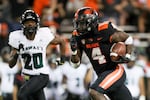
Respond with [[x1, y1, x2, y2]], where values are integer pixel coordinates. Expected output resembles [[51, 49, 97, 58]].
[[18, 74, 49, 100], [90, 65, 133, 100]]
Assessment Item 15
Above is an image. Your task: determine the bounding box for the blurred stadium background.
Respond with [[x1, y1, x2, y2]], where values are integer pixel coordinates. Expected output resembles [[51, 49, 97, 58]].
[[0, 0, 150, 100]]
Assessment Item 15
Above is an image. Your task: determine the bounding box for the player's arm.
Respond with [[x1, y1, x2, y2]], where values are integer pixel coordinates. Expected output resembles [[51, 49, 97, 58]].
[[8, 47, 19, 68], [139, 76, 146, 100], [49, 35, 66, 64], [110, 23, 133, 56], [13, 84, 18, 100], [70, 36, 82, 68], [111, 31, 133, 53], [110, 31, 133, 62], [84, 67, 93, 89]]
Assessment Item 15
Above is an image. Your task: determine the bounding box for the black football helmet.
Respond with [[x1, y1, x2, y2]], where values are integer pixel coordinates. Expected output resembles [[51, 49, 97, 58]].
[[73, 7, 98, 35], [21, 10, 40, 35]]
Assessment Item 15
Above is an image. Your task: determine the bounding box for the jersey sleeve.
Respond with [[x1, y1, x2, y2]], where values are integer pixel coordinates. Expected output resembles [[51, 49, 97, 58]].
[[98, 21, 117, 32], [8, 31, 20, 49], [42, 27, 55, 46], [97, 21, 119, 43]]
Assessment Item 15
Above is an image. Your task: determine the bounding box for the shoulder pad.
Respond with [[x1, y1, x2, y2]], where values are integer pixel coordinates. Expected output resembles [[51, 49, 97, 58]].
[[38, 27, 54, 36], [38, 27, 52, 33], [8, 30, 23, 49], [98, 21, 110, 31], [38, 27, 55, 45]]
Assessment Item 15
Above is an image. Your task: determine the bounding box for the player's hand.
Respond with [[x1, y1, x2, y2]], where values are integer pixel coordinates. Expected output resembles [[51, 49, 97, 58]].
[[120, 56, 130, 63], [13, 43, 24, 60], [55, 56, 65, 65], [56, 58, 64, 65], [19, 43, 24, 50], [113, 56, 131, 63], [70, 37, 78, 52]]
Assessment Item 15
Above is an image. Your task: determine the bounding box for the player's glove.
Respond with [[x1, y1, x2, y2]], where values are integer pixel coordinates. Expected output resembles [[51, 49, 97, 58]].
[[70, 36, 78, 55], [113, 54, 131, 63], [18, 43, 24, 51], [55, 56, 65, 65], [13, 43, 24, 60]]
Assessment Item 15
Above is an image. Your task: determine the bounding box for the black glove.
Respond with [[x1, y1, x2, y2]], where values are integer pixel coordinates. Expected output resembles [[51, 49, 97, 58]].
[[18, 43, 24, 51], [113, 56, 131, 63], [70, 36, 78, 52], [14, 43, 24, 60]]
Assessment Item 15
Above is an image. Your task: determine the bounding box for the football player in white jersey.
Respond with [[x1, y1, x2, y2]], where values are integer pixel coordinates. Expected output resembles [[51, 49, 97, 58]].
[[7, 10, 66, 100], [61, 61, 93, 100], [44, 55, 66, 100], [0, 46, 18, 100], [124, 55, 146, 100]]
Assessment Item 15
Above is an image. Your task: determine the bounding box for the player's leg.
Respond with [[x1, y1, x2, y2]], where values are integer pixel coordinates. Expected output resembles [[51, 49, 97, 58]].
[[89, 88, 106, 100], [32, 89, 46, 100], [117, 84, 133, 100], [108, 84, 133, 100], [17, 82, 29, 100], [89, 69, 113, 100], [90, 65, 131, 100], [105, 65, 132, 100], [18, 74, 49, 100]]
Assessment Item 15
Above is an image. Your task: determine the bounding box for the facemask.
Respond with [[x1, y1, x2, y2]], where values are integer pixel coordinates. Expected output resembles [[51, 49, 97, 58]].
[[23, 26, 37, 36]]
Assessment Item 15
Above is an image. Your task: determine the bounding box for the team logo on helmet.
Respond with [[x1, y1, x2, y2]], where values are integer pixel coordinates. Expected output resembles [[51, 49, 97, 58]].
[[21, 10, 40, 25]]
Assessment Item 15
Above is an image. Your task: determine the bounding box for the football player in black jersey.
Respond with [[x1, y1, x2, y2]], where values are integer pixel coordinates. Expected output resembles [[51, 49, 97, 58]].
[[70, 7, 133, 100]]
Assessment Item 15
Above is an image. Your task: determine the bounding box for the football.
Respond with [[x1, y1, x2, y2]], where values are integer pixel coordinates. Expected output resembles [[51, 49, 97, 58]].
[[110, 42, 126, 61]]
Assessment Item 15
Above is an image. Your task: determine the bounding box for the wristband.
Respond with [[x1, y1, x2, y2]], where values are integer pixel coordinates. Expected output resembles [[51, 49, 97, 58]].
[[110, 52, 118, 57], [139, 95, 146, 100], [72, 50, 77, 56], [125, 53, 131, 59], [70, 60, 80, 68]]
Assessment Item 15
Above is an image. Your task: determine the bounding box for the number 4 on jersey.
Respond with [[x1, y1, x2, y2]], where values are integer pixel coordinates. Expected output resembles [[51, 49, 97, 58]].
[[92, 47, 106, 64]]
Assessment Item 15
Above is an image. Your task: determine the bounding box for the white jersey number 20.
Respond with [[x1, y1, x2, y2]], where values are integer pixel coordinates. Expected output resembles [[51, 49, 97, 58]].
[[21, 53, 43, 69]]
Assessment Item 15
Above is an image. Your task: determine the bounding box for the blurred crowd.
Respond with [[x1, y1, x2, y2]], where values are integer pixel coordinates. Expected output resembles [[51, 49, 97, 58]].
[[0, 0, 150, 100], [1, 0, 150, 51]]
